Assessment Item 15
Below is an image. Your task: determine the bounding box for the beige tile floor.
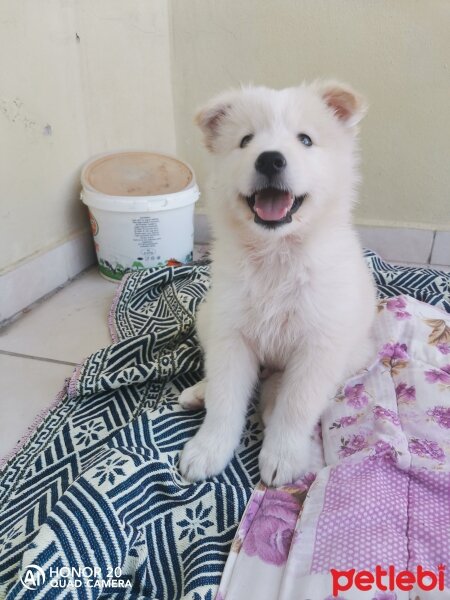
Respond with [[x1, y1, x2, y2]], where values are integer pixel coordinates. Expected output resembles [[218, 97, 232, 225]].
[[0, 268, 117, 459]]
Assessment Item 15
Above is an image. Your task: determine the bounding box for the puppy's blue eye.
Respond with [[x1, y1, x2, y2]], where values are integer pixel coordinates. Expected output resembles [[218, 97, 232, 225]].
[[298, 133, 313, 147], [240, 134, 254, 148]]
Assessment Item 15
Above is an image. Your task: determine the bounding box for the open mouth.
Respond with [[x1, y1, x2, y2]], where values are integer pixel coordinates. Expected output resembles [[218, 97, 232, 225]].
[[245, 188, 306, 228]]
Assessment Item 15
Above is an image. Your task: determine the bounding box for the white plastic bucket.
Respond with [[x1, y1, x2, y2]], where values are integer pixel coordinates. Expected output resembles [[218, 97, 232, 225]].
[[81, 151, 200, 281]]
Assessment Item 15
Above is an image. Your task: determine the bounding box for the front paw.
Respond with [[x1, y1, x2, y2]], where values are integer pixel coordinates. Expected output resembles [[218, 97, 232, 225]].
[[179, 380, 206, 410], [179, 430, 234, 482], [259, 433, 310, 487]]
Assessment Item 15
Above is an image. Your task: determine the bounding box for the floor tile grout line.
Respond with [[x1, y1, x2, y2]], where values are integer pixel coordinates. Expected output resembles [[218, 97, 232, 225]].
[[0, 350, 78, 367]]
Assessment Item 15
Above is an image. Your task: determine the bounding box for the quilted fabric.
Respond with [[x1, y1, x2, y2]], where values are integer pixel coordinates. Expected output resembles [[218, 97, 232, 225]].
[[217, 295, 450, 599]]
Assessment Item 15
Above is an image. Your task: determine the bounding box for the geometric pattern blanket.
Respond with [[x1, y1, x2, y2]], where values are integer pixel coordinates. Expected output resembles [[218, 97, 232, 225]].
[[0, 250, 449, 599]]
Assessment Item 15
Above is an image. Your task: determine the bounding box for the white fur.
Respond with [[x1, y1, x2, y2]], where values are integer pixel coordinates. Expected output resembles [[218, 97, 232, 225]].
[[179, 81, 376, 486]]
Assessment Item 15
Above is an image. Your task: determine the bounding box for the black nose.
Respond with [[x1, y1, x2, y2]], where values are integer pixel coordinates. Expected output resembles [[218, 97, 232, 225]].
[[255, 151, 287, 177]]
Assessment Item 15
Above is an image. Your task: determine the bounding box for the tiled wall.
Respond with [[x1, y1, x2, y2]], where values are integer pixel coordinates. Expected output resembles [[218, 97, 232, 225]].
[[357, 227, 450, 268], [194, 215, 450, 268]]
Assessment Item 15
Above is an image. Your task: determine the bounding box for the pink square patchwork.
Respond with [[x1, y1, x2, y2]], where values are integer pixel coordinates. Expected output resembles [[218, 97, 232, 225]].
[[311, 458, 409, 572]]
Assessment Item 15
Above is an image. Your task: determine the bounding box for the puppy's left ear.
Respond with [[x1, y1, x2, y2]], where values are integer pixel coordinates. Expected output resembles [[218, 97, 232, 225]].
[[319, 81, 368, 127]]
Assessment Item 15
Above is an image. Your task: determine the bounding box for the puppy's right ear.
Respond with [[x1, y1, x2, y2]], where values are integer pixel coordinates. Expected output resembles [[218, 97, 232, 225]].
[[195, 92, 234, 153]]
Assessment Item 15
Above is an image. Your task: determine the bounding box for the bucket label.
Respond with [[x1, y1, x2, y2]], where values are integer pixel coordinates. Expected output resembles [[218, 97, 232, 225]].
[[132, 216, 162, 262], [86, 202, 195, 281], [89, 210, 99, 236]]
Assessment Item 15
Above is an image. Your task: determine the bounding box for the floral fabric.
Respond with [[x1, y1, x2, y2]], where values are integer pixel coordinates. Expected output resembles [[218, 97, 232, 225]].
[[217, 296, 450, 600]]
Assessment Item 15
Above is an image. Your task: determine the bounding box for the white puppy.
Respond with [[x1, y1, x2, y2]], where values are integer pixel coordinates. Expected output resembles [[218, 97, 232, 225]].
[[179, 81, 376, 487]]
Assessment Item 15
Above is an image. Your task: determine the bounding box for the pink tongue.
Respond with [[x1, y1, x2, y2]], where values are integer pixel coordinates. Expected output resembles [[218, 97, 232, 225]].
[[254, 191, 293, 221]]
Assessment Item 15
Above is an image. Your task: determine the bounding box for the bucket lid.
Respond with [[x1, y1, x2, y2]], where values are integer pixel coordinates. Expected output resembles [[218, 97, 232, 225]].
[[81, 151, 200, 212]]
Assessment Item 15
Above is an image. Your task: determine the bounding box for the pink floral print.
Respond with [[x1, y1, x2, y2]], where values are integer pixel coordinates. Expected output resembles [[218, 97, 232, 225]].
[[243, 490, 299, 566], [409, 437, 445, 461], [424, 364, 450, 384], [395, 382, 416, 403], [437, 342, 450, 355], [386, 296, 411, 320], [339, 434, 368, 457], [371, 440, 397, 461], [344, 383, 369, 408], [379, 342, 408, 361], [373, 405, 400, 426], [427, 406, 450, 428], [378, 342, 409, 375], [329, 415, 358, 430]]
